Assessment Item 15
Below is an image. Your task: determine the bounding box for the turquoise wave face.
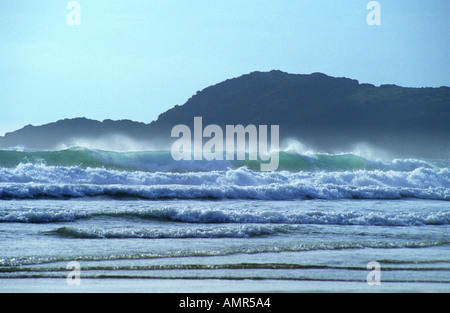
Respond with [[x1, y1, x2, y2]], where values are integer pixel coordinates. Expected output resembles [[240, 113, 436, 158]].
[[0, 147, 447, 172], [0, 148, 175, 171], [0, 148, 106, 169], [0, 148, 448, 200]]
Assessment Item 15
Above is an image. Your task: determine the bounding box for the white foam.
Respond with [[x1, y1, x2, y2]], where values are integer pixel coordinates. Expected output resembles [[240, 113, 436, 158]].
[[1, 203, 449, 226], [0, 163, 448, 200]]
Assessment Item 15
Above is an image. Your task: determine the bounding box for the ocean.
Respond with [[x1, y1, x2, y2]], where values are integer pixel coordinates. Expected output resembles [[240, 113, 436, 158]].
[[0, 148, 449, 292]]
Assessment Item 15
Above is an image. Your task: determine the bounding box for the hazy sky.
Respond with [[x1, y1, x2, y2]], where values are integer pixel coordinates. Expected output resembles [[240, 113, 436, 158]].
[[1, 0, 449, 135]]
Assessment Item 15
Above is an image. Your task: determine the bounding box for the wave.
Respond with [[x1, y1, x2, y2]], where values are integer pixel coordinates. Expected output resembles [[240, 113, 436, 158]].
[[46, 225, 296, 239], [1, 163, 448, 187], [2, 240, 449, 267], [0, 148, 448, 200], [0, 147, 447, 172], [2, 206, 449, 226], [0, 210, 90, 223], [0, 181, 447, 200]]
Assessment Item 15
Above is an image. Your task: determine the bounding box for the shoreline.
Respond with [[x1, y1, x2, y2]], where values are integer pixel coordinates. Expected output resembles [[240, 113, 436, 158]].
[[1, 278, 448, 293]]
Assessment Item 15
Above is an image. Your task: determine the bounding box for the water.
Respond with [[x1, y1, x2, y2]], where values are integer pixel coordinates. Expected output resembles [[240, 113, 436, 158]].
[[0, 149, 449, 292]]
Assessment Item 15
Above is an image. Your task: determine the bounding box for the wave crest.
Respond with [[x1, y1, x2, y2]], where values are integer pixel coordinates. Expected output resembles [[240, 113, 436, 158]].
[[0, 148, 447, 172], [2, 206, 449, 226]]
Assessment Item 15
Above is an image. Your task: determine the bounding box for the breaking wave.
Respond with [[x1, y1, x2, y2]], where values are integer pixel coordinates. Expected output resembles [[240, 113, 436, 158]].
[[2, 206, 449, 226], [0, 148, 448, 200], [0, 148, 447, 172]]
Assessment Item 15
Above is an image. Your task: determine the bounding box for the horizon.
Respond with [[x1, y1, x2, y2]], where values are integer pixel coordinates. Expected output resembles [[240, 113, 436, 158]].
[[1, 1, 449, 136]]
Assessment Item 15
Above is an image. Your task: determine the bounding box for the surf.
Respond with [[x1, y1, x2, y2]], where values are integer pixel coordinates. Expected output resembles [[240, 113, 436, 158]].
[[0, 147, 448, 200], [0, 147, 446, 172]]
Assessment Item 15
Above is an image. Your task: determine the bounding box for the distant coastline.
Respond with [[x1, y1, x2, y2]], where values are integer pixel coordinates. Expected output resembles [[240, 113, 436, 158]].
[[1, 70, 449, 158]]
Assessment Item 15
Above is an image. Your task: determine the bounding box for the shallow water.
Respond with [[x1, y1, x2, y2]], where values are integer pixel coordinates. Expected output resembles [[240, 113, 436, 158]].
[[0, 198, 448, 292]]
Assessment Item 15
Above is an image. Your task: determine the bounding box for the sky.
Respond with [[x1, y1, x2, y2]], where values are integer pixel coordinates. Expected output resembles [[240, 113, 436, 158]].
[[1, 0, 449, 136]]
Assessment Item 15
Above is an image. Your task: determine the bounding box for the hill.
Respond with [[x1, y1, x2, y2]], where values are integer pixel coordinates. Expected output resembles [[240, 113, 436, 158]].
[[1, 70, 449, 157]]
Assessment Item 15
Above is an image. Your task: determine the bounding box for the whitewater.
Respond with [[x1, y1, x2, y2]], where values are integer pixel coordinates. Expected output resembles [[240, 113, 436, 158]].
[[0, 148, 448, 201], [0, 148, 449, 292]]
